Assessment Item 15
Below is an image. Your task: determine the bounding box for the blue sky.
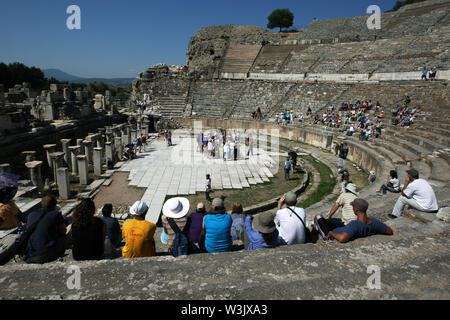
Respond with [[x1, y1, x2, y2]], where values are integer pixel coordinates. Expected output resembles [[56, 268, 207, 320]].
[[0, 0, 397, 78]]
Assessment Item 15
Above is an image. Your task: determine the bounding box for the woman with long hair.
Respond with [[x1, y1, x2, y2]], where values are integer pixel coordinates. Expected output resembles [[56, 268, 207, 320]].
[[376, 170, 401, 196], [71, 198, 106, 261]]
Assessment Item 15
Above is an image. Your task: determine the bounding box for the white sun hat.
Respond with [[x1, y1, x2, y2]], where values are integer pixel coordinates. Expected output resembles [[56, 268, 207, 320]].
[[129, 200, 149, 216], [162, 197, 190, 219]]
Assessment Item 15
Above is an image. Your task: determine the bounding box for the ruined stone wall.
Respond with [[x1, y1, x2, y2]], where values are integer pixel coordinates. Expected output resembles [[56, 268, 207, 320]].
[[131, 65, 189, 102], [0, 114, 124, 168]]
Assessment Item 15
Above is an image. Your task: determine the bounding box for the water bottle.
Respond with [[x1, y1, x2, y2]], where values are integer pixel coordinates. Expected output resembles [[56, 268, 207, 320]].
[[104, 235, 113, 260]]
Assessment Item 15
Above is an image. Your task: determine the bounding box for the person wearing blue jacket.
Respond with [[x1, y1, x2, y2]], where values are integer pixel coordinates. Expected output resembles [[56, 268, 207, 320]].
[[245, 212, 280, 250]]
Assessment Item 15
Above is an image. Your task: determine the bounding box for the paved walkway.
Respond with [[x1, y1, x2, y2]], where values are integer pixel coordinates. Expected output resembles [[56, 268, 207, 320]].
[[119, 130, 280, 223]]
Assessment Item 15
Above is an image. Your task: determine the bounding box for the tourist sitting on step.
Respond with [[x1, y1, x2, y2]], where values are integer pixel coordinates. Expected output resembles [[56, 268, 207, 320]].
[[0, 198, 21, 231], [323, 183, 359, 230], [122, 201, 156, 258], [161, 197, 191, 254], [23, 195, 67, 264], [188, 203, 207, 248], [314, 198, 393, 243], [202, 198, 232, 253], [100, 204, 122, 248], [388, 169, 439, 219], [230, 203, 245, 250], [71, 198, 106, 261], [0, 173, 24, 230], [376, 170, 401, 196], [345, 125, 355, 136], [275, 192, 307, 245], [245, 212, 280, 250]]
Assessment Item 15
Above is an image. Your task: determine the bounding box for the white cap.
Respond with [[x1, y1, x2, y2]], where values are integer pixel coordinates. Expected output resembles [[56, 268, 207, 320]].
[[130, 201, 148, 216]]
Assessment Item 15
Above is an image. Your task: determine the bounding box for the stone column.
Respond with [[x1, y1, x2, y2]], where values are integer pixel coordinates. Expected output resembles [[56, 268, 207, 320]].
[[83, 140, 93, 164], [0, 163, 11, 174], [49, 152, 65, 183], [57, 167, 70, 200], [69, 146, 80, 175], [131, 129, 137, 141], [121, 128, 127, 146], [105, 142, 114, 165], [114, 137, 123, 161], [25, 161, 43, 192], [60, 139, 71, 167], [126, 126, 132, 144], [22, 151, 37, 163], [93, 147, 103, 176], [137, 120, 142, 136], [43, 144, 56, 168], [143, 120, 150, 137], [76, 139, 83, 147], [77, 155, 89, 185]]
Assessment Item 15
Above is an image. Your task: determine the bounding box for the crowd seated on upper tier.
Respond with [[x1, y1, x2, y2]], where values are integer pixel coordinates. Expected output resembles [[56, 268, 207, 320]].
[[308, 95, 424, 140]]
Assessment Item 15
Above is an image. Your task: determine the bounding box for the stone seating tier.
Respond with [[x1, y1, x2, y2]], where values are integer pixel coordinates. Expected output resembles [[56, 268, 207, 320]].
[[190, 80, 245, 118], [280, 30, 449, 75], [249, 45, 297, 74], [220, 44, 262, 75], [297, 0, 449, 43], [229, 81, 295, 119]]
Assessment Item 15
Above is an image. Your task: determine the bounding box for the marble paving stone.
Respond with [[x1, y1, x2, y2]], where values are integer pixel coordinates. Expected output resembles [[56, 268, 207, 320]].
[[118, 133, 279, 224]]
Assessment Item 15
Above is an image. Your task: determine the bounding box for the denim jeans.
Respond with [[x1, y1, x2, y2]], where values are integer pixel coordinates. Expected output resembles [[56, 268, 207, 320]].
[[381, 184, 400, 195]]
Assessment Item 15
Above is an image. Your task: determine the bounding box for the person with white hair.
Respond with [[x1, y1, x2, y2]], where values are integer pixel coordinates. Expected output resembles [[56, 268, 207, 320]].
[[122, 201, 156, 258]]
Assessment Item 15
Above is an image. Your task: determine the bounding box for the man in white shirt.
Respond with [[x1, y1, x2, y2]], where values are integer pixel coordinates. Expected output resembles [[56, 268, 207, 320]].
[[274, 192, 306, 245], [389, 169, 438, 219]]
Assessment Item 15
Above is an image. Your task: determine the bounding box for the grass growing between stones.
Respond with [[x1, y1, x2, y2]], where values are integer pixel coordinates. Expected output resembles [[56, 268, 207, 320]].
[[298, 154, 336, 209]]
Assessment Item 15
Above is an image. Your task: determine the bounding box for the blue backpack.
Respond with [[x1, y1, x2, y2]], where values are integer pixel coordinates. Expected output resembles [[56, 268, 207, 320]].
[[167, 218, 193, 257], [285, 160, 291, 170]]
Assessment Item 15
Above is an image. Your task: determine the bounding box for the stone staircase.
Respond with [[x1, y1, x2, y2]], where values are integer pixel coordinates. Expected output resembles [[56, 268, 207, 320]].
[[156, 95, 187, 118]]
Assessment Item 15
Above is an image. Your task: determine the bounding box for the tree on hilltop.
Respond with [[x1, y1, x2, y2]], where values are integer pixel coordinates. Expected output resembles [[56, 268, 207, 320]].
[[267, 9, 294, 32]]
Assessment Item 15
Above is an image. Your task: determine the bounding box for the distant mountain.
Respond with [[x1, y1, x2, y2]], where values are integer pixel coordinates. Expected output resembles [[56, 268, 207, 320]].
[[43, 68, 135, 86]]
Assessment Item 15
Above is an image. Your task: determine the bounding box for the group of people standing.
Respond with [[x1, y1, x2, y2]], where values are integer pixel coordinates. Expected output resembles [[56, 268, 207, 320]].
[[197, 130, 246, 161], [421, 67, 437, 81]]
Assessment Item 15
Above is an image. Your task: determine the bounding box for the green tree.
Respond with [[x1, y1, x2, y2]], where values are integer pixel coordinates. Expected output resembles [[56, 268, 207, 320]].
[[267, 9, 294, 32]]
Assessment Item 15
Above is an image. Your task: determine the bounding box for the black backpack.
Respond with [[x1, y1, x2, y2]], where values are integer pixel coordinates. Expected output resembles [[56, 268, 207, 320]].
[[167, 218, 195, 257]]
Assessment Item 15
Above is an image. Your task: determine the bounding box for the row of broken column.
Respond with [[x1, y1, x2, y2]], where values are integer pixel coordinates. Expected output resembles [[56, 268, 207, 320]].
[[3, 118, 151, 201]]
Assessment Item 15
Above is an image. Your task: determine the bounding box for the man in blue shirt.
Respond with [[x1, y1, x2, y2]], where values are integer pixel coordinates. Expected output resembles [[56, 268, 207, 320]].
[[314, 198, 393, 243]]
